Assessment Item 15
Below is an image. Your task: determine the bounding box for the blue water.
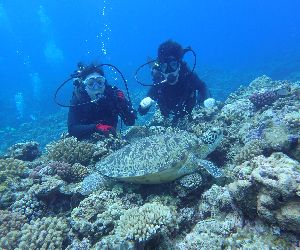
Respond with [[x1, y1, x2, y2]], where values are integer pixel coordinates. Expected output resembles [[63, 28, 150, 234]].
[[0, 0, 300, 128]]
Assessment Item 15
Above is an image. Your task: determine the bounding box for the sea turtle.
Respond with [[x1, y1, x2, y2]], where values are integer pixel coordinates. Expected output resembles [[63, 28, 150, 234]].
[[82, 128, 223, 193]]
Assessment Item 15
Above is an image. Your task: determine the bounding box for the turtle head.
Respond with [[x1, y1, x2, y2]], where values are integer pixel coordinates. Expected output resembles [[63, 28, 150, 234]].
[[196, 128, 223, 158]]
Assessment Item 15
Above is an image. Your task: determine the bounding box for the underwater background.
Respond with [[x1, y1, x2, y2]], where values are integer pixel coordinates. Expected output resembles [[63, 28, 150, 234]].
[[1, 1, 300, 249], [1, 0, 300, 134]]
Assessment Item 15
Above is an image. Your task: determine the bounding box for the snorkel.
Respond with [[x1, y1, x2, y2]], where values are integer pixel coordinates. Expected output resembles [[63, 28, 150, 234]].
[[135, 46, 197, 87], [54, 63, 132, 108]]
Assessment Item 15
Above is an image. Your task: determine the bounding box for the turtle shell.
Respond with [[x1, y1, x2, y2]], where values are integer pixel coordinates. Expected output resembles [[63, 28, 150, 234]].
[[95, 131, 198, 184]]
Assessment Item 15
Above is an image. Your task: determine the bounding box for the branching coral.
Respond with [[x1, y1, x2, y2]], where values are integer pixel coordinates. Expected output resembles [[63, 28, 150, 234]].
[[114, 202, 177, 243], [10, 193, 46, 221], [0, 158, 26, 193], [234, 140, 264, 164], [46, 137, 96, 165], [18, 216, 68, 250], [0, 210, 27, 250]]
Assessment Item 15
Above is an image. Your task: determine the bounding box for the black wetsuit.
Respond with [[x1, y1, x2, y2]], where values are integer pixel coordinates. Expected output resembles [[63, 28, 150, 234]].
[[139, 62, 210, 119], [68, 85, 136, 139]]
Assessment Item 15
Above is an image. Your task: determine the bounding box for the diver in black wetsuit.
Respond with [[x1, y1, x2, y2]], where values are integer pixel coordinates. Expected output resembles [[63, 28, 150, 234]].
[[68, 63, 136, 139], [138, 40, 214, 122]]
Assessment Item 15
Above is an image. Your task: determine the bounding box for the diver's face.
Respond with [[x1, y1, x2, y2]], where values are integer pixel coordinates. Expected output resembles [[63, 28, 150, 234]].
[[162, 67, 180, 85], [159, 60, 180, 74], [159, 57, 181, 85], [83, 73, 106, 99]]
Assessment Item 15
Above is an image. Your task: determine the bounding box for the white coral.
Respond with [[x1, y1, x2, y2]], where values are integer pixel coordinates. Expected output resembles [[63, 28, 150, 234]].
[[115, 202, 177, 243]]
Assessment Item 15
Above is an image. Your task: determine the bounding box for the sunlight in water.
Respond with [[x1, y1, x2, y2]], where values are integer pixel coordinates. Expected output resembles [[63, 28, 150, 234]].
[[38, 5, 64, 65], [99, 0, 118, 81]]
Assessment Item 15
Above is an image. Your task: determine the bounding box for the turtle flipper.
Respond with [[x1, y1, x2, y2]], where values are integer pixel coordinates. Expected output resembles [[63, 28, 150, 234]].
[[81, 173, 110, 195], [197, 159, 223, 178]]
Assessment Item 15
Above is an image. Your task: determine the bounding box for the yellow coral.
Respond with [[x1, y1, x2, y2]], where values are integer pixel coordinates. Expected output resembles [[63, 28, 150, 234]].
[[46, 137, 96, 165], [0, 158, 25, 192]]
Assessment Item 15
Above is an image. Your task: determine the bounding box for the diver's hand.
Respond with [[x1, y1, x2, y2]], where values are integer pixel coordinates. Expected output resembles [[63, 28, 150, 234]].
[[204, 98, 216, 108], [140, 97, 155, 109], [96, 124, 115, 136]]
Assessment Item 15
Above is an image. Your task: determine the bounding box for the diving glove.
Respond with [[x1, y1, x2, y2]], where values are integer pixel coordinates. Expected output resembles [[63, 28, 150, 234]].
[[140, 97, 155, 109]]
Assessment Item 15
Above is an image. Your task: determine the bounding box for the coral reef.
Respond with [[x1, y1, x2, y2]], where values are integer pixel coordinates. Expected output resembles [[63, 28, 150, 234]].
[[224, 220, 295, 249], [0, 210, 26, 239], [283, 111, 300, 128], [234, 139, 265, 164], [48, 161, 89, 183], [175, 212, 243, 250], [1, 216, 69, 250], [0, 75, 299, 248], [71, 187, 142, 239], [229, 153, 300, 234], [9, 192, 46, 221]]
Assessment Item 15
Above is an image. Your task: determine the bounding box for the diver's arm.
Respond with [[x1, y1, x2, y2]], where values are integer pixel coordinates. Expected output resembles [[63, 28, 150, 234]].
[[115, 89, 137, 126], [193, 73, 211, 104], [67, 107, 97, 139], [138, 85, 158, 116], [138, 96, 155, 115], [66, 91, 99, 139]]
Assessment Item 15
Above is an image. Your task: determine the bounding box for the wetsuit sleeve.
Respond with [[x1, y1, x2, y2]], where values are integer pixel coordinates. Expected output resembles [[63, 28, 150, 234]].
[[115, 89, 136, 126], [67, 96, 97, 139], [192, 73, 211, 104], [138, 66, 163, 116]]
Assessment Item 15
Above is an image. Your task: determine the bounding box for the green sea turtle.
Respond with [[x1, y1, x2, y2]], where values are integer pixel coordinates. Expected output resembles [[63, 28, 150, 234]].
[[82, 128, 223, 193]]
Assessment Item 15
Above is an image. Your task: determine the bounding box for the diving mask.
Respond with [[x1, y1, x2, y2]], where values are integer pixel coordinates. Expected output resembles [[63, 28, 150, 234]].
[[161, 65, 180, 85], [153, 58, 181, 85], [83, 74, 106, 91], [158, 57, 180, 74]]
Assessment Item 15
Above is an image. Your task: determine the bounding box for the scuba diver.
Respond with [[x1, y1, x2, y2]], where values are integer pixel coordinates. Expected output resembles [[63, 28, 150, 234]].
[[137, 40, 215, 123], [64, 63, 136, 139]]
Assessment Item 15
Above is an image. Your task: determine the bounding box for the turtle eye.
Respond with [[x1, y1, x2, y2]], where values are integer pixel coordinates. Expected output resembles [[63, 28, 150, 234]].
[[202, 129, 223, 144]]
